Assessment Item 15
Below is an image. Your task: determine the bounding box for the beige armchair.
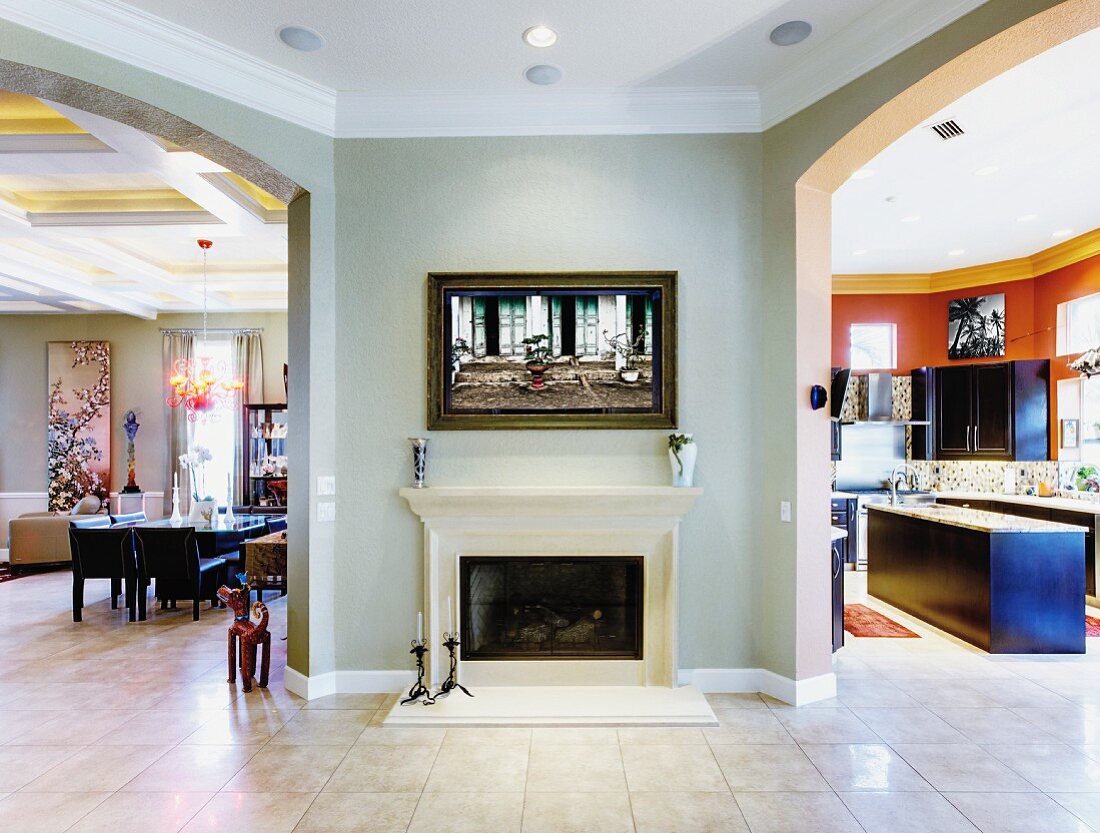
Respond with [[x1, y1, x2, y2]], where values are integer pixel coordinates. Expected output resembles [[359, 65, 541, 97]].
[[8, 496, 103, 571]]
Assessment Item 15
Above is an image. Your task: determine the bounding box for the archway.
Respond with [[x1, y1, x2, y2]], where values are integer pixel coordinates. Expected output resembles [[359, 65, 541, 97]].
[[789, 0, 1100, 691]]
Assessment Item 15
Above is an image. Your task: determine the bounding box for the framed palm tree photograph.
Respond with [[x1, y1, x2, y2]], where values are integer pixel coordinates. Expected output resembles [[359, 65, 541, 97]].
[[426, 272, 677, 429], [948, 293, 1005, 360]]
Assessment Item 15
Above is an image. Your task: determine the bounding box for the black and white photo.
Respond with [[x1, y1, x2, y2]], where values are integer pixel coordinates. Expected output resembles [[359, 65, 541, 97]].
[[948, 292, 1006, 359]]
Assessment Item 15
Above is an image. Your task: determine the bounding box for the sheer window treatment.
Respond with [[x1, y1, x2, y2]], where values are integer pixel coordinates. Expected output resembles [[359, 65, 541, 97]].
[[162, 331, 194, 515], [232, 332, 264, 505]]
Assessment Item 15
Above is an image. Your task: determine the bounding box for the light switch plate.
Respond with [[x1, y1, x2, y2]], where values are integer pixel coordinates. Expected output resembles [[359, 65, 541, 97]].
[[317, 502, 336, 523], [780, 501, 792, 523], [317, 476, 336, 496]]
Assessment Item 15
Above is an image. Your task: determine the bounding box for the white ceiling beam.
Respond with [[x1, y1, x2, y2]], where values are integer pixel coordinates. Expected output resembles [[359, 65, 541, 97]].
[[0, 256, 156, 318], [47, 103, 271, 233]]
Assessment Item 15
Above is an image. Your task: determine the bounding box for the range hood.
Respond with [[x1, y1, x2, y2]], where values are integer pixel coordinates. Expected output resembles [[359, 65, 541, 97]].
[[848, 372, 929, 426]]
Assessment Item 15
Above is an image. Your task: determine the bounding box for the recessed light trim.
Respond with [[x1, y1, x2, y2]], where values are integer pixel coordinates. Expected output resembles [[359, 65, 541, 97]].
[[1017, 214, 1038, 223], [769, 20, 812, 46], [523, 25, 558, 48], [277, 25, 325, 52], [852, 249, 868, 256], [901, 214, 921, 223], [1053, 228, 1075, 239], [850, 168, 876, 181], [948, 249, 966, 257], [974, 165, 1000, 176], [524, 64, 563, 86]]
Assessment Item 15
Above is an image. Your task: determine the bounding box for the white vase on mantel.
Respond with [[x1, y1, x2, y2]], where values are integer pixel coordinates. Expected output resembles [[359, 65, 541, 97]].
[[669, 434, 697, 488]]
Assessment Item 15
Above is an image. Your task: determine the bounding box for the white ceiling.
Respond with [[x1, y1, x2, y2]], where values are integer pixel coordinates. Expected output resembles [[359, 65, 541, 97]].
[[0, 0, 986, 135], [0, 99, 287, 317], [833, 26, 1100, 275]]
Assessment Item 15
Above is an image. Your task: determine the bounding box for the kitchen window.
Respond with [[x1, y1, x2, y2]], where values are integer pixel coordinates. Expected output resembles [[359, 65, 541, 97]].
[[850, 323, 897, 370], [1059, 291, 1100, 356]]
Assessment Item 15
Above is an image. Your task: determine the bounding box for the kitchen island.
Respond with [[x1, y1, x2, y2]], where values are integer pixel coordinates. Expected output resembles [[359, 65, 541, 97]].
[[867, 503, 1088, 654]]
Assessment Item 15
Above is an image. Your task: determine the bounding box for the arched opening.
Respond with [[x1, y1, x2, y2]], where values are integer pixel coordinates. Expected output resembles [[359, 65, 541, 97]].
[[792, 0, 1100, 686]]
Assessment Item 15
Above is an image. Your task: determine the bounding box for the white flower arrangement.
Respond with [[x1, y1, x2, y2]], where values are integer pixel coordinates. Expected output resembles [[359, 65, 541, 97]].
[[179, 445, 214, 500]]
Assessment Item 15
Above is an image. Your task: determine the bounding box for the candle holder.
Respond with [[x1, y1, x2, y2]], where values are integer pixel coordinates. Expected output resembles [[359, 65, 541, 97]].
[[400, 639, 433, 705], [409, 437, 429, 488], [169, 486, 182, 526], [434, 632, 473, 700]]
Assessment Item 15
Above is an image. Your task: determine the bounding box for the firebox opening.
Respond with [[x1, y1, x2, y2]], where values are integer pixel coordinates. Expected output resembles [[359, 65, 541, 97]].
[[460, 556, 644, 661]]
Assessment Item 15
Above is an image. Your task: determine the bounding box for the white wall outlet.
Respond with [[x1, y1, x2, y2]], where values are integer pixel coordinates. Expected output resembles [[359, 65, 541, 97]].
[[780, 500, 792, 523], [317, 501, 336, 523], [317, 475, 336, 496]]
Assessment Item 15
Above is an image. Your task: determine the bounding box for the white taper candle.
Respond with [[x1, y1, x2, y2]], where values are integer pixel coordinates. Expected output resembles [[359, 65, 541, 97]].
[[417, 611, 423, 644], [447, 595, 453, 635]]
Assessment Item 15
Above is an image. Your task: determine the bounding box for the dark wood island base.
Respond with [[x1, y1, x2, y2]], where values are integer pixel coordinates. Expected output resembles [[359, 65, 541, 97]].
[[868, 504, 1087, 654]]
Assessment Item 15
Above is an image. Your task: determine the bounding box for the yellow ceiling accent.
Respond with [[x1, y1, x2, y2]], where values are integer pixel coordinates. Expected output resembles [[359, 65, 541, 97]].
[[1, 186, 202, 214], [833, 227, 1100, 294], [0, 91, 86, 135], [223, 172, 286, 210]]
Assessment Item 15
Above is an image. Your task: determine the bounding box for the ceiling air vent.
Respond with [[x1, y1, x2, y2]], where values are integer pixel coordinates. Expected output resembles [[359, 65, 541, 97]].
[[929, 119, 964, 140]]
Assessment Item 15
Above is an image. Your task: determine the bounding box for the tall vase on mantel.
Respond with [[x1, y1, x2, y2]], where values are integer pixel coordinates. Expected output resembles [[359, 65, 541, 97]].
[[668, 432, 697, 488]]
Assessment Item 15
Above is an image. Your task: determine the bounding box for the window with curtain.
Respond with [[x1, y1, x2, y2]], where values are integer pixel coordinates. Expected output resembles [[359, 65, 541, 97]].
[[187, 335, 236, 502]]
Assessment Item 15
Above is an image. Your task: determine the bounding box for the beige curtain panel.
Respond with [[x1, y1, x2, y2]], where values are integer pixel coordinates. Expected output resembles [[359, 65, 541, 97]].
[[162, 331, 194, 515]]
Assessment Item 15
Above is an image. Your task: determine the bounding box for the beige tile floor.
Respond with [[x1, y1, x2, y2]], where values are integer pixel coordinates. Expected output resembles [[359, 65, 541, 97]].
[[6, 570, 1100, 831]]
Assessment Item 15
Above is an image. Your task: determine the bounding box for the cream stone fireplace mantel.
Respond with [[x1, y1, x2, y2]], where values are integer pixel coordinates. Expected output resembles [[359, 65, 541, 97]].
[[399, 486, 702, 690]]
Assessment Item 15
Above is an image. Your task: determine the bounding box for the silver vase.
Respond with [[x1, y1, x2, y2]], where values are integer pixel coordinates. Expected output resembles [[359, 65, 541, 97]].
[[409, 438, 429, 488]]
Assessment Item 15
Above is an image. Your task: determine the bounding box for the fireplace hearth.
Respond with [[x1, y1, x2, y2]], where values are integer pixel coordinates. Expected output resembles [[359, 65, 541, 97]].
[[461, 556, 643, 660]]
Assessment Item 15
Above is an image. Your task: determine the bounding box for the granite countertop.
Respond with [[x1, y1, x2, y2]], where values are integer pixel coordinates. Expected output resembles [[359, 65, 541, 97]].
[[831, 526, 849, 542], [937, 491, 1100, 516], [868, 503, 1090, 534]]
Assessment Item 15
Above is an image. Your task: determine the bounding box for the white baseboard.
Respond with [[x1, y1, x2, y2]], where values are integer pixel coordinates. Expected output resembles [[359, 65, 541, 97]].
[[284, 665, 835, 706], [677, 668, 836, 706]]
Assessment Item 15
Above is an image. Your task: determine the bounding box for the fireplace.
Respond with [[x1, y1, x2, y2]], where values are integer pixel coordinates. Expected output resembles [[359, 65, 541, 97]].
[[460, 556, 644, 661]]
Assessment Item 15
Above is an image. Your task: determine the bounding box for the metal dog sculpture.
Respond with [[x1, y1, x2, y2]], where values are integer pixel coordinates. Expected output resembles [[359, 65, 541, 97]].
[[218, 574, 271, 692]]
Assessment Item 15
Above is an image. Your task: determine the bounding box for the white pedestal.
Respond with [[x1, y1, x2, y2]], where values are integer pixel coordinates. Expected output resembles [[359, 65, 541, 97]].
[[113, 492, 146, 516]]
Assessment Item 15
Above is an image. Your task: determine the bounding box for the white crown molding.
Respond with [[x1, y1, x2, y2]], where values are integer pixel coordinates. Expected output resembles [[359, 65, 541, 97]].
[[334, 87, 761, 138], [0, 0, 986, 138], [0, 0, 336, 134], [759, 0, 987, 129]]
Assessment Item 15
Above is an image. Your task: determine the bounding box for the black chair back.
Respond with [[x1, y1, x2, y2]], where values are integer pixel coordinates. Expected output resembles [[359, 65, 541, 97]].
[[134, 527, 201, 584], [110, 512, 147, 526], [265, 516, 287, 535], [68, 527, 135, 581], [69, 515, 111, 530]]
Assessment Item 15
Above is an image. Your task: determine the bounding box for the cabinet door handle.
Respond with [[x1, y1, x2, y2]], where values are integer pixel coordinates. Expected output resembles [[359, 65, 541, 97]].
[[966, 425, 971, 452], [832, 547, 842, 579], [972, 424, 977, 451]]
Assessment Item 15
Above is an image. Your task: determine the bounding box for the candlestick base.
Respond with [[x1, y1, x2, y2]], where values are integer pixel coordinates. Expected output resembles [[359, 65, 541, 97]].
[[400, 641, 433, 705], [433, 633, 473, 701]]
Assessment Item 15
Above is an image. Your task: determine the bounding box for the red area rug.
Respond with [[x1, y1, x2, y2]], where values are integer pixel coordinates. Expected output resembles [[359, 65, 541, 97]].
[[844, 604, 920, 638], [1087, 616, 1100, 637]]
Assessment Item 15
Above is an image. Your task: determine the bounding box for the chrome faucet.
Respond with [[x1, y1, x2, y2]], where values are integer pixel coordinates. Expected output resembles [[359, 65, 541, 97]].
[[890, 463, 919, 506]]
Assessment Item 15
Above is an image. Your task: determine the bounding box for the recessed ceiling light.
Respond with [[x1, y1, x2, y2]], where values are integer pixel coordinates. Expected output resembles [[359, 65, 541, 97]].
[[769, 20, 812, 46], [948, 249, 966, 257], [901, 214, 921, 223], [849, 168, 876, 181], [852, 249, 868, 256], [524, 64, 563, 86], [1053, 228, 1075, 239], [1017, 214, 1038, 223], [523, 25, 558, 48], [974, 165, 1000, 176], [277, 25, 325, 52]]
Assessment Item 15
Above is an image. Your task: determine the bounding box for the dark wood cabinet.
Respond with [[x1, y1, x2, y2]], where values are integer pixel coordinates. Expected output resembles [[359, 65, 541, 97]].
[[830, 420, 842, 462], [831, 496, 857, 564], [913, 360, 1048, 461], [831, 540, 844, 653]]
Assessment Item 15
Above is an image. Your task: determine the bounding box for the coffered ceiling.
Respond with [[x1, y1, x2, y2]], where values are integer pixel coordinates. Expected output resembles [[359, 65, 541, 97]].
[[0, 93, 287, 317], [0, 0, 986, 135]]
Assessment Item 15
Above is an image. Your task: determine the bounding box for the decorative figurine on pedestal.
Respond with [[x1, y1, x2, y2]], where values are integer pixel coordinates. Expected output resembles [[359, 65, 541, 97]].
[[217, 574, 271, 693], [121, 410, 141, 493]]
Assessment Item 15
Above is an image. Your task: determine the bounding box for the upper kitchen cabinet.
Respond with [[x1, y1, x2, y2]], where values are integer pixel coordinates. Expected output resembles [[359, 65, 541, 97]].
[[911, 359, 1049, 461]]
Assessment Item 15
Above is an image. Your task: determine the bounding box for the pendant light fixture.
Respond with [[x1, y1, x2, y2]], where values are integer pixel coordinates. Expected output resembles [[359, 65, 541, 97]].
[[166, 239, 244, 421]]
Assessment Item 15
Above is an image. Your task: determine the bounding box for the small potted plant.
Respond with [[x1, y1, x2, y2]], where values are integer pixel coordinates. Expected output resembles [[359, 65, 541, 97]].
[[179, 445, 217, 526], [603, 329, 644, 383], [668, 432, 697, 487], [1076, 464, 1100, 493], [522, 334, 552, 390]]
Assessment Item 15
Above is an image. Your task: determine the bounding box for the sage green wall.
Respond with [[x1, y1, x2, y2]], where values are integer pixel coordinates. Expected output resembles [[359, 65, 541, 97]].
[[0, 312, 287, 495], [334, 135, 764, 672]]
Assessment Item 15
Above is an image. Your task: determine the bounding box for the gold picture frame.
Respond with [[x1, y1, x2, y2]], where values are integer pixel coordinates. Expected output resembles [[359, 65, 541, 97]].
[[427, 272, 678, 430]]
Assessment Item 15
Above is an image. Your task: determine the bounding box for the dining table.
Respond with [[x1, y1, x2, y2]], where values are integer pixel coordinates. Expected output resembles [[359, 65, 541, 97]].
[[136, 517, 268, 559]]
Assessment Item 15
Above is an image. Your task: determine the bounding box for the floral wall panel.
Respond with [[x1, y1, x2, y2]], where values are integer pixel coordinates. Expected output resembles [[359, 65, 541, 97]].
[[47, 341, 110, 512]]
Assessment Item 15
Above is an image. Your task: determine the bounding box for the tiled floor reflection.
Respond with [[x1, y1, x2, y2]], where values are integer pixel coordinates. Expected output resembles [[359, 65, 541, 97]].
[[6, 569, 1100, 830]]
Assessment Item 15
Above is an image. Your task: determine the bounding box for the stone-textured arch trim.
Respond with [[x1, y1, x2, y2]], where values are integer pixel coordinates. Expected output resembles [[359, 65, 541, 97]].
[[0, 58, 304, 205]]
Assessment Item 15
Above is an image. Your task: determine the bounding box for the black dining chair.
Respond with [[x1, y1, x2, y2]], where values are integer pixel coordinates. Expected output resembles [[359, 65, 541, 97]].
[[68, 525, 137, 622], [133, 527, 227, 621], [109, 512, 147, 526]]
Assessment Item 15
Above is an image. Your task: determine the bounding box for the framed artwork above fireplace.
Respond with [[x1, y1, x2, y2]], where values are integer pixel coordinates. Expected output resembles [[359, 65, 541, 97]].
[[426, 272, 678, 429]]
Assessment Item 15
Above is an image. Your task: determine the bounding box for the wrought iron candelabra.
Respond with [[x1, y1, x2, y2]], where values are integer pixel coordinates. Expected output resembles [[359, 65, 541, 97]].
[[434, 632, 473, 700], [400, 640, 433, 705]]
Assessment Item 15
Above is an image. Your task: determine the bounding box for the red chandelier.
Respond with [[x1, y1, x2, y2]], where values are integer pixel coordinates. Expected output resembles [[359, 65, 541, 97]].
[[166, 240, 244, 421]]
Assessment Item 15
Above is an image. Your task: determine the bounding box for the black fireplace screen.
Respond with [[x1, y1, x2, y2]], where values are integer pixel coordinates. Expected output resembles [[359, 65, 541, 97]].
[[460, 556, 644, 660]]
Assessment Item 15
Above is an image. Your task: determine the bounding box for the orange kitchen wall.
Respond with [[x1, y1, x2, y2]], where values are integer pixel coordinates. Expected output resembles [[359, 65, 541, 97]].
[[832, 252, 1100, 458]]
